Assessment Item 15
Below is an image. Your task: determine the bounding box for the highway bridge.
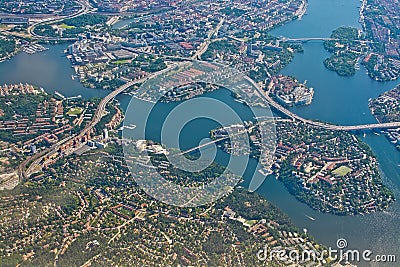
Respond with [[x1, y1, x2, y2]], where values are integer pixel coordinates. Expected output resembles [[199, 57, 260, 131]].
[[175, 114, 400, 157], [20, 64, 180, 180], [279, 37, 339, 42], [172, 120, 400, 160], [278, 37, 374, 45], [26, 0, 93, 41], [23, 77, 150, 179], [18, 59, 399, 181], [176, 136, 231, 156], [20, 77, 147, 180], [175, 118, 290, 156], [245, 77, 400, 131]]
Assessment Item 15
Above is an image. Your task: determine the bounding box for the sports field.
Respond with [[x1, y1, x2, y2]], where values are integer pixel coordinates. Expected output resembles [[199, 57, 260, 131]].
[[332, 166, 352, 176]]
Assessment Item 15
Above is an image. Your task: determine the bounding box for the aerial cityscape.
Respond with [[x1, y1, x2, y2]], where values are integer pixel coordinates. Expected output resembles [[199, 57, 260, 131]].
[[0, 0, 399, 266]]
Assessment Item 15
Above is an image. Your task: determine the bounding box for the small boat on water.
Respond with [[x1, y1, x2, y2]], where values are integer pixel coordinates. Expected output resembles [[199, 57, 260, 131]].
[[305, 215, 316, 221], [123, 92, 134, 96], [258, 168, 272, 176], [124, 124, 136, 130]]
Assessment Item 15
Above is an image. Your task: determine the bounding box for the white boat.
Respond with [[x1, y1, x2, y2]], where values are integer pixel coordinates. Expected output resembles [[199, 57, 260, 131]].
[[123, 124, 136, 130], [305, 215, 316, 221], [234, 98, 246, 105], [258, 168, 272, 176]]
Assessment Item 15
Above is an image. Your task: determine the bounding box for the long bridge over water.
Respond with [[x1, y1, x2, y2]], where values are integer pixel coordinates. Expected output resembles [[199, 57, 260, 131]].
[[244, 77, 400, 131], [278, 37, 373, 44], [177, 115, 399, 157], [18, 59, 399, 180], [279, 37, 338, 42]]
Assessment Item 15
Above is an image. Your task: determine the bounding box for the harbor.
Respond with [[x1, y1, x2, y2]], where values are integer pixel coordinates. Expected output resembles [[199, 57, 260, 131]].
[[22, 43, 48, 55]]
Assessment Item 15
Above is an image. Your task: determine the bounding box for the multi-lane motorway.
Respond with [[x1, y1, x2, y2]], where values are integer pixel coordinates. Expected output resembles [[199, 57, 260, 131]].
[[19, 78, 145, 180], [192, 18, 225, 60], [245, 76, 400, 131], [19, 64, 181, 180], [19, 61, 399, 180], [26, 0, 94, 41]]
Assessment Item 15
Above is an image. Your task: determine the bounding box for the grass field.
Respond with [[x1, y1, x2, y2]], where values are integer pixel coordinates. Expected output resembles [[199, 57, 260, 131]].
[[332, 166, 352, 176], [59, 23, 76, 29], [112, 59, 130, 65], [245, 220, 258, 226], [67, 107, 83, 116]]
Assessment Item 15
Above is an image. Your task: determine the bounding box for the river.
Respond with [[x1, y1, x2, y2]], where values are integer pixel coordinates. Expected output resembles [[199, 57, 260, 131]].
[[267, 0, 400, 265], [0, 44, 109, 99], [0, 0, 399, 265]]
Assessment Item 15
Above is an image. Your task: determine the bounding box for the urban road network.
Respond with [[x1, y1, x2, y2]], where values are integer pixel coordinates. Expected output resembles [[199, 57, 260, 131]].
[[18, 60, 399, 181], [18, 65, 177, 180], [16, 9, 400, 181]]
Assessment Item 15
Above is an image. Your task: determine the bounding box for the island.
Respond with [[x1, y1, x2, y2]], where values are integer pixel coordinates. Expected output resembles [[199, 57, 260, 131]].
[[322, 0, 400, 82], [211, 120, 395, 215], [323, 26, 366, 77], [268, 75, 314, 106]]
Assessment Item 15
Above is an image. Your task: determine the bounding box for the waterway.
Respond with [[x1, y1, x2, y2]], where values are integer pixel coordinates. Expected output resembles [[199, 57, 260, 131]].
[[0, 45, 109, 99], [0, 0, 399, 265], [267, 0, 400, 265], [112, 18, 136, 29]]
